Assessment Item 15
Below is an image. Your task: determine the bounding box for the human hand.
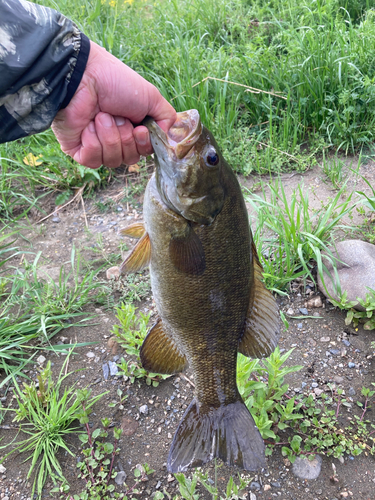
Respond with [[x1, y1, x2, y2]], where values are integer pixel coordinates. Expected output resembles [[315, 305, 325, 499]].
[[52, 41, 176, 168]]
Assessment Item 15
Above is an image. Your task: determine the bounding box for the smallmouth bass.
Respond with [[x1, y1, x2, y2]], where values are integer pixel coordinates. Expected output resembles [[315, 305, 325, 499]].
[[119, 110, 280, 472]]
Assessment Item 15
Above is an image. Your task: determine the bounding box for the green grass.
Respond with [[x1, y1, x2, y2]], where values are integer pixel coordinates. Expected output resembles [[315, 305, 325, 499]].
[[2, 0, 375, 218], [0, 248, 108, 383]]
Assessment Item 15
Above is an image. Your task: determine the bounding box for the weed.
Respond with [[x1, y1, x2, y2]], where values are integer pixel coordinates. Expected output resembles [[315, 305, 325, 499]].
[[245, 179, 355, 293], [320, 151, 347, 189], [0, 248, 106, 381], [112, 303, 169, 386], [53, 412, 155, 500], [0, 357, 106, 499], [331, 288, 375, 330], [108, 271, 151, 305]]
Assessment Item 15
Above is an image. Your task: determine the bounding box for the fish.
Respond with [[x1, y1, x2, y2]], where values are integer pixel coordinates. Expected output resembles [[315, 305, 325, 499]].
[[118, 109, 280, 473]]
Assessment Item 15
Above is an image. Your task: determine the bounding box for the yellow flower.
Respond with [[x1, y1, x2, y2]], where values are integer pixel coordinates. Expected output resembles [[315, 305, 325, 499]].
[[109, 0, 116, 6], [23, 153, 43, 166], [124, 0, 134, 5]]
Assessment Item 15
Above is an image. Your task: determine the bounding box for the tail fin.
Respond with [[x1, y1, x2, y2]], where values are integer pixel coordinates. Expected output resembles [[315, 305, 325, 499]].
[[168, 399, 265, 473]]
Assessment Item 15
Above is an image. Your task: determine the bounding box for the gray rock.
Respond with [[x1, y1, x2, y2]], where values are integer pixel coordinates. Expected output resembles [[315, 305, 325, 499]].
[[52, 217, 60, 223], [330, 349, 340, 356], [299, 307, 309, 315], [37, 355, 46, 365], [311, 382, 318, 388], [348, 362, 356, 369], [250, 481, 261, 490], [86, 351, 95, 358], [271, 481, 281, 488], [334, 375, 345, 384], [342, 339, 351, 347], [348, 387, 356, 396], [140, 404, 149, 415], [249, 494, 257, 500], [318, 240, 375, 311], [292, 455, 322, 480], [108, 360, 118, 376], [106, 266, 120, 280], [297, 323, 303, 329], [102, 363, 109, 380], [286, 308, 294, 315], [115, 471, 127, 485]]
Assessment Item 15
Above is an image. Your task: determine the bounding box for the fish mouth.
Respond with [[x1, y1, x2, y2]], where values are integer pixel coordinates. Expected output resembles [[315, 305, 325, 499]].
[[143, 110, 202, 160]]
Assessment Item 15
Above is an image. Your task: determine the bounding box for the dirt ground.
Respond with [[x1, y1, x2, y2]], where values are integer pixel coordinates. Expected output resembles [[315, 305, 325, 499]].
[[1, 162, 375, 500]]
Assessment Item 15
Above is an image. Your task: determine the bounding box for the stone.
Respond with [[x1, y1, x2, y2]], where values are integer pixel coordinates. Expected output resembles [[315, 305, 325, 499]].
[[320, 336, 330, 342], [292, 455, 322, 480], [287, 308, 294, 315], [299, 307, 309, 315], [307, 296, 323, 308], [250, 481, 261, 490], [249, 494, 257, 500], [264, 484, 271, 491], [314, 388, 323, 396], [334, 375, 345, 384], [330, 349, 340, 356], [102, 363, 109, 380], [37, 355, 46, 365], [115, 471, 127, 485], [348, 362, 356, 369], [52, 217, 60, 223], [86, 351, 95, 358], [106, 266, 120, 280], [271, 481, 281, 488], [318, 240, 375, 311], [108, 360, 118, 376], [0, 465, 6, 473], [140, 404, 149, 415], [348, 387, 356, 396]]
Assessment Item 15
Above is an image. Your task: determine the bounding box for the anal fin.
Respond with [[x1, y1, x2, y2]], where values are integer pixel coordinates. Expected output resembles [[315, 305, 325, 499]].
[[120, 222, 146, 239], [239, 242, 280, 358], [140, 318, 188, 374], [119, 232, 151, 274]]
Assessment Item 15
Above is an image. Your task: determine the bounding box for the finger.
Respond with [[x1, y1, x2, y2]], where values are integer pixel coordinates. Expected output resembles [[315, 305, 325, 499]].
[[116, 117, 141, 165], [73, 121, 103, 169], [133, 125, 153, 157], [147, 86, 177, 131], [95, 112, 123, 168]]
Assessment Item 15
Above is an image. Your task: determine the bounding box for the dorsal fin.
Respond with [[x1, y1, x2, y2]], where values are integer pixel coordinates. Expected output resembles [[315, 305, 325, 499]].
[[120, 222, 146, 239], [238, 242, 280, 358], [140, 318, 188, 374], [119, 232, 151, 274]]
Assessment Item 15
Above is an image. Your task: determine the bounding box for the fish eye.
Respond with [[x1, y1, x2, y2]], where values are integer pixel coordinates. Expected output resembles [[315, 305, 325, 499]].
[[205, 148, 219, 167]]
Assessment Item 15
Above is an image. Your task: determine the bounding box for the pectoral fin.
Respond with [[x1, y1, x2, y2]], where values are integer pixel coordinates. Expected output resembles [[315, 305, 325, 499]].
[[119, 232, 151, 274], [140, 318, 188, 374], [169, 226, 206, 275], [239, 242, 280, 358], [120, 222, 146, 239]]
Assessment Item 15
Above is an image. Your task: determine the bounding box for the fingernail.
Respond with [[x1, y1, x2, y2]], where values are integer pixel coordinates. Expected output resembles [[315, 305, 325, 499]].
[[100, 113, 114, 128], [115, 116, 126, 126], [136, 136, 148, 146], [88, 121, 96, 133]]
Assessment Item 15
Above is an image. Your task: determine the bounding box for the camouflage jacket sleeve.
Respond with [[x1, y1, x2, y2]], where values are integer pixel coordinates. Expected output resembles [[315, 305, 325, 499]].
[[0, 0, 90, 143]]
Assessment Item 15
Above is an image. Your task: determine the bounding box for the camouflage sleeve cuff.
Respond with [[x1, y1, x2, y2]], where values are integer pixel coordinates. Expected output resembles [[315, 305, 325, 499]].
[[0, 0, 91, 143]]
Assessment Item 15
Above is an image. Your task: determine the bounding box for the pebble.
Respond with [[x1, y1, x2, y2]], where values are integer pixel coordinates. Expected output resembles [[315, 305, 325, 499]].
[[264, 484, 271, 491], [292, 455, 322, 480], [86, 351, 95, 358], [271, 481, 281, 488], [299, 307, 309, 315], [249, 493, 257, 500], [52, 217, 60, 223], [140, 404, 149, 415], [348, 387, 356, 396], [311, 382, 318, 388], [106, 266, 120, 280], [115, 471, 127, 485], [102, 363, 109, 380], [334, 375, 344, 384], [108, 360, 119, 376], [320, 336, 330, 342], [286, 308, 294, 315], [330, 349, 340, 356], [297, 323, 303, 329], [36, 355, 46, 365], [0, 465, 6, 473], [348, 362, 356, 369], [314, 388, 323, 396], [342, 339, 351, 347], [250, 481, 261, 490]]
